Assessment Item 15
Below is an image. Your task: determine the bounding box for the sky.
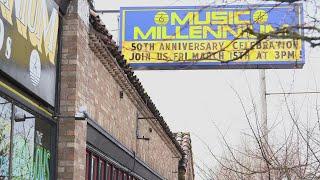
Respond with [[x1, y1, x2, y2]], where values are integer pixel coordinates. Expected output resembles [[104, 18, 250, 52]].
[[94, 0, 320, 179]]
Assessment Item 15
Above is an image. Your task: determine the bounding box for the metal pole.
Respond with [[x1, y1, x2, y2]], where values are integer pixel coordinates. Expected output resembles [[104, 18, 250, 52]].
[[266, 91, 320, 95], [95, 10, 120, 14], [259, 69, 268, 142], [117, 15, 120, 45], [259, 69, 268, 178]]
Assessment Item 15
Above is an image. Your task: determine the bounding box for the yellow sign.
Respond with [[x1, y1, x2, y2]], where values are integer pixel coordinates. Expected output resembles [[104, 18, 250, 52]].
[[0, 0, 59, 105], [120, 4, 304, 69]]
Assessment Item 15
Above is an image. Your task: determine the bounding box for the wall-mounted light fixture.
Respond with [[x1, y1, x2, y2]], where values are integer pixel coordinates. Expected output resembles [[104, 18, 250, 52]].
[[53, 106, 87, 121], [14, 112, 35, 122]]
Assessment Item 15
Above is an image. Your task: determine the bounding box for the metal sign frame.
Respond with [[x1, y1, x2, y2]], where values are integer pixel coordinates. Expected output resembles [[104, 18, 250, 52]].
[[120, 4, 305, 70]]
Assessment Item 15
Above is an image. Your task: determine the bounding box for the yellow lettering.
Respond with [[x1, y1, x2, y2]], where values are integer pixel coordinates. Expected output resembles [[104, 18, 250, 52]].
[[175, 26, 188, 39], [228, 12, 234, 24], [234, 11, 250, 24], [239, 25, 256, 38], [134, 27, 156, 40], [0, 0, 59, 64], [15, 0, 28, 39], [211, 11, 228, 25], [222, 25, 239, 38], [162, 27, 175, 40], [194, 12, 210, 25], [260, 25, 266, 33], [0, 0, 14, 25], [171, 12, 194, 25], [156, 26, 162, 39], [265, 25, 275, 33], [28, 0, 42, 51], [203, 26, 222, 39], [189, 26, 202, 39], [43, 7, 59, 64]]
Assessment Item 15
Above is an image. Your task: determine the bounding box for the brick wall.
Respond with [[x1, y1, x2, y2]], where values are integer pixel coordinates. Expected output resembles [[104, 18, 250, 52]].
[[82, 33, 180, 179], [182, 154, 195, 180], [57, 1, 88, 179], [176, 132, 195, 180], [57, 0, 181, 179]]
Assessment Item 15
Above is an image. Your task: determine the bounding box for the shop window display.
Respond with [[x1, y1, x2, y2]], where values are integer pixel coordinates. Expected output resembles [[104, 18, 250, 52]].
[[0, 97, 11, 180], [0, 96, 55, 180]]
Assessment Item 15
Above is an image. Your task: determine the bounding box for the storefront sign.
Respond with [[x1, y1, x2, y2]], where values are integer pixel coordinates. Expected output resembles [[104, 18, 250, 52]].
[[120, 4, 304, 70], [0, 0, 59, 106]]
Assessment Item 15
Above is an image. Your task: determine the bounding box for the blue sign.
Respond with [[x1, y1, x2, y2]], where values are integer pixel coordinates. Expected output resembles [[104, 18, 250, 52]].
[[120, 4, 304, 70]]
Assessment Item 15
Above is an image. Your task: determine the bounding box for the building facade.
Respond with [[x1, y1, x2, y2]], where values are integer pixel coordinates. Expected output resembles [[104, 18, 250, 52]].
[[175, 133, 195, 180], [0, 0, 194, 179], [57, 1, 184, 180], [0, 0, 61, 179]]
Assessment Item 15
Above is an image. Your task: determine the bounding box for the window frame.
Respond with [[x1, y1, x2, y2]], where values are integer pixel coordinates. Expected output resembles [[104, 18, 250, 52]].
[[85, 149, 140, 180], [0, 94, 57, 180]]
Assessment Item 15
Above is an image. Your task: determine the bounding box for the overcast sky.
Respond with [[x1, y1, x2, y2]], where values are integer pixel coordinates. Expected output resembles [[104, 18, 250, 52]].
[[94, 0, 320, 179]]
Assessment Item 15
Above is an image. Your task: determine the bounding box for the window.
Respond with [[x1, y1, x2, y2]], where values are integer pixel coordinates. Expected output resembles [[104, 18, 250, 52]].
[[0, 97, 11, 180], [85, 149, 134, 180], [86, 151, 90, 180], [91, 155, 98, 180], [12, 107, 35, 179], [107, 163, 112, 180], [118, 170, 123, 180], [99, 160, 105, 180], [0, 96, 56, 180], [112, 167, 118, 180]]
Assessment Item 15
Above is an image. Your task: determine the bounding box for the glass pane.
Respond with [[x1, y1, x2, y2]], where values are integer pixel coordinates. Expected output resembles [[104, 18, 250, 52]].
[[12, 107, 35, 180], [11, 106, 54, 180], [34, 116, 53, 180], [0, 97, 11, 180]]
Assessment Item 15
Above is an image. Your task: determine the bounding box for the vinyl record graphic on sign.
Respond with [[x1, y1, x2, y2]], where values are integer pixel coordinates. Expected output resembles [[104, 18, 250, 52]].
[[253, 10, 269, 24], [29, 50, 41, 86], [154, 12, 169, 25]]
